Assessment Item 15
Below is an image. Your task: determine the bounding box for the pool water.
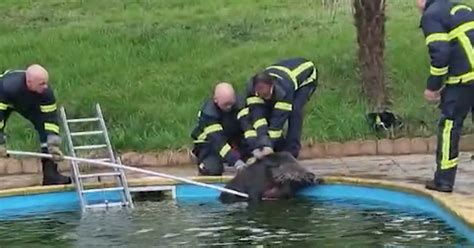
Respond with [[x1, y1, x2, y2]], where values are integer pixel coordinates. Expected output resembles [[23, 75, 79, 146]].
[[0, 197, 470, 247]]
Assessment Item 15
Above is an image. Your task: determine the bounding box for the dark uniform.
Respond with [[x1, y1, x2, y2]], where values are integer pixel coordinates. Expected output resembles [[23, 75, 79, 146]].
[[246, 58, 318, 158], [0, 69, 70, 185], [420, 0, 474, 191], [191, 95, 257, 176]]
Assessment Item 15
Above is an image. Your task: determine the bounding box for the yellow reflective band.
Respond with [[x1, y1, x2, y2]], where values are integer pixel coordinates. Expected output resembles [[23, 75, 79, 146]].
[[268, 130, 282, 139], [244, 130, 257, 138], [447, 21, 474, 75], [266, 65, 298, 90], [44, 123, 60, 134], [268, 72, 283, 80], [274, 102, 292, 111], [205, 124, 223, 134], [40, 103, 57, 113], [301, 68, 317, 87], [451, 5, 472, 15], [441, 157, 459, 170], [448, 21, 474, 40], [430, 66, 449, 76], [440, 120, 458, 170], [458, 34, 474, 69], [246, 97, 264, 105], [219, 143, 231, 158], [237, 108, 249, 120], [0, 103, 9, 110], [267, 61, 315, 90], [0, 70, 10, 78], [425, 33, 449, 45], [253, 118, 268, 129], [196, 123, 223, 141], [0, 120, 4, 129], [447, 71, 474, 84], [292, 61, 314, 77]]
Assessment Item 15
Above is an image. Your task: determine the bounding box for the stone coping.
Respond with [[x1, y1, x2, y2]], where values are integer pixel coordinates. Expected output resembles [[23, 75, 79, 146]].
[[0, 175, 472, 228], [2, 134, 473, 175]]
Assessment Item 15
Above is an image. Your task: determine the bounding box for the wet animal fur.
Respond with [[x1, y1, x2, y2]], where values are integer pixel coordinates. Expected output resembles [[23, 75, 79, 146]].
[[219, 152, 317, 203]]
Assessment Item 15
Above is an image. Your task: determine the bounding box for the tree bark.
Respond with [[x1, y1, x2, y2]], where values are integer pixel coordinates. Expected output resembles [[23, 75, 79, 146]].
[[353, 0, 390, 112]]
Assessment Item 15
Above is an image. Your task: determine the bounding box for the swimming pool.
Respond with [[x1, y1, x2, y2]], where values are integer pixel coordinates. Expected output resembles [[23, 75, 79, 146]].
[[0, 183, 473, 246]]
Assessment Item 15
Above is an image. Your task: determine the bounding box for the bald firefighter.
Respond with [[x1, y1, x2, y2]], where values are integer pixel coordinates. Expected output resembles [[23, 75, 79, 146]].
[[246, 58, 318, 159], [417, 0, 474, 192], [0, 65, 71, 185], [191, 82, 258, 176]]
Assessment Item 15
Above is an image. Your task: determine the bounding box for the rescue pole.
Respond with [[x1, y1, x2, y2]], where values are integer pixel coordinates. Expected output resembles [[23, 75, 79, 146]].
[[7, 150, 248, 199]]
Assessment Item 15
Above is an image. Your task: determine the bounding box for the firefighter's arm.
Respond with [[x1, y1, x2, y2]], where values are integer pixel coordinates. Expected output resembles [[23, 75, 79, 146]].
[[246, 95, 271, 148], [40, 90, 61, 137], [236, 106, 258, 150], [267, 94, 293, 144], [40, 90, 63, 161], [201, 114, 240, 166], [421, 12, 450, 91]]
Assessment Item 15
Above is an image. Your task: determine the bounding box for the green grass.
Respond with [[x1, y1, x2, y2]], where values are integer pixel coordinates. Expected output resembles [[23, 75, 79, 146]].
[[0, 0, 473, 152]]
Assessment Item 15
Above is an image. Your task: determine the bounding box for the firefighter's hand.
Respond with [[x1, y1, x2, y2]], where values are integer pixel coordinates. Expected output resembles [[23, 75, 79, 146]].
[[260, 146, 274, 157], [234, 160, 248, 173], [47, 135, 64, 161], [424, 89, 441, 102], [252, 148, 263, 159], [48, 145, 64, 161]]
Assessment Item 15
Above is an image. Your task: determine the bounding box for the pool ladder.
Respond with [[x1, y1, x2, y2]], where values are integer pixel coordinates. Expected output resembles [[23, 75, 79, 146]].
[[59, 103, 134, 212]]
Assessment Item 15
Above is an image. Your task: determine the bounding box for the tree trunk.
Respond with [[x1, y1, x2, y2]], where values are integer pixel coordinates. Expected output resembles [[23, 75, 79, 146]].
[[353, 0, 390, 112]]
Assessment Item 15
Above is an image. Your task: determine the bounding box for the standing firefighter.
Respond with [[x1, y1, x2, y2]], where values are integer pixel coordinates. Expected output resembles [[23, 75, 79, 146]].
[[0, 65, 71, 185], [246, 58, 318, 159], [417, 0, 474, 192], [191, 82, 257, 176]]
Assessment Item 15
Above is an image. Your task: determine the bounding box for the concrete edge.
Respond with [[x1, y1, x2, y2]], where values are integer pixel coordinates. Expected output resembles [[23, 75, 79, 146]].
[[2, 134, 473, 175], [0, 175, 472, 228], [323, 176, 474, 228]]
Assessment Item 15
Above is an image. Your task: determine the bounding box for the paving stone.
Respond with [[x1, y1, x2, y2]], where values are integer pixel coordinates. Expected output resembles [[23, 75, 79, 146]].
[[393, 138, 411, 155], [359, 140, 377, 156], [377, 139, 393, 155], [325, 142, 343, 157], [5, 159, 22, 175], [22, 159, 40, 174], [342, 141, 360, 156]]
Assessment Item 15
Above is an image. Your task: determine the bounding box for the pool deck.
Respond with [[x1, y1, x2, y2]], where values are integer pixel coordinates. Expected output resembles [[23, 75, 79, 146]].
[[1, 153, 473, 226]]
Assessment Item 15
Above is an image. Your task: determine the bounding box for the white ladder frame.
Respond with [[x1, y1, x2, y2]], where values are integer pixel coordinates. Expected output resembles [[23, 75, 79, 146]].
[[60, 103, 134, 212]]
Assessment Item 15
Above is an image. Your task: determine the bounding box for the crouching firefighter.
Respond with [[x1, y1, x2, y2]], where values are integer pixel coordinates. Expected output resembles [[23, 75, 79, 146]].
[[0, 65, 71, 185], [417, 0, 474, 192], [246, 58, 318, 159], [191, 82, 258, 176]]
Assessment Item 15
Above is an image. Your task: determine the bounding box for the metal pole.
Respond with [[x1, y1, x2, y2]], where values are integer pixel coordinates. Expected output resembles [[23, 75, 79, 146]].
[[7, 150, 248, 199]]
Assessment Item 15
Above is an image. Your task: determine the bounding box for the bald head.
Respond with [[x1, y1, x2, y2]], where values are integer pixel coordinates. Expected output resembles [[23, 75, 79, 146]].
[[416, 0, 426, 13], [213, 82, 236, 112], [26, 64, 49, 94]]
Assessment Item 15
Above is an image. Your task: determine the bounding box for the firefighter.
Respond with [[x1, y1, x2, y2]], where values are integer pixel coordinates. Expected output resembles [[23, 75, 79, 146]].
[[191, 82, 258, 176], [417, 0, 474, 192], [246, 58, 318, 159], [0, 65, 71, 185]]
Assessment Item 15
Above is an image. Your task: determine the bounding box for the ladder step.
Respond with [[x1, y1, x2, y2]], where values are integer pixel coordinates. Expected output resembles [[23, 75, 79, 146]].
[[79, 172, 121, 179], [85, 202, 129, 209], [82, 187, 124, 194], [74, 144, 108, 150], [71, 130, 104, 137], [67, 117, 100, 123]]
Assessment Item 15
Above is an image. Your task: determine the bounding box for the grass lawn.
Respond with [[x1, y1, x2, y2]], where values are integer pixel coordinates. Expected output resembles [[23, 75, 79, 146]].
[[0, 0, 473, 152]]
